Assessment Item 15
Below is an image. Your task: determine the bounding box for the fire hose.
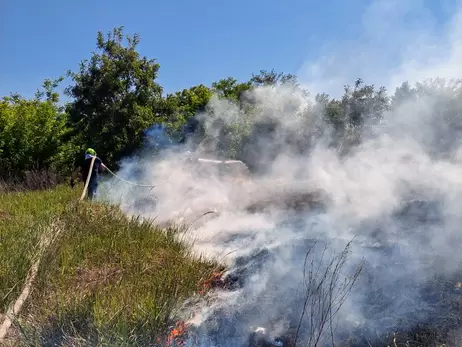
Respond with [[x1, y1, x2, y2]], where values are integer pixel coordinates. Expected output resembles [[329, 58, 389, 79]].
[[79, 156, 96, 200], [79, 157, 163, 201]]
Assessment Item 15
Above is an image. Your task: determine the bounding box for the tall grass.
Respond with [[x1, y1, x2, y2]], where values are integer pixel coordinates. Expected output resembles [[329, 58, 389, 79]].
[[0, 185, 76, 312], [1, 184, 220, 346], [0, 169, 65, 193]]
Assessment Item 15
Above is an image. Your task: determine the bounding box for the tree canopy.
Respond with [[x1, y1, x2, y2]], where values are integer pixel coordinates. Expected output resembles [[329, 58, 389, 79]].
[[65, 26, 163, 167]]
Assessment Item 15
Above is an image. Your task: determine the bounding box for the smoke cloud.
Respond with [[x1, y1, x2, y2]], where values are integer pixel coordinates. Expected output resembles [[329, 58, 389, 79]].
[[100, 1, 462, 345], [300, 0, 461, 97]]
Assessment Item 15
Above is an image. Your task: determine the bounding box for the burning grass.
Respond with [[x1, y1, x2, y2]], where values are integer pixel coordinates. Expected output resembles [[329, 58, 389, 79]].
[[0, 184, 221, 346]]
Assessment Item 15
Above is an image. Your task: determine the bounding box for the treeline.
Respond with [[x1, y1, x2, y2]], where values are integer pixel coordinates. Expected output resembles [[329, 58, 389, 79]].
[[2, 26, 462, 181]]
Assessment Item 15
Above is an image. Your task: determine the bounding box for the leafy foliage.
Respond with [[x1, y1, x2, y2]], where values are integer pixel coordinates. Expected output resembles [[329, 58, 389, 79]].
[[250, 69, 299, 87], [64, 27, 163, 167], [212, 77, 252, 102], [0, 79, 67, 178], [163, 84, 213, 142]]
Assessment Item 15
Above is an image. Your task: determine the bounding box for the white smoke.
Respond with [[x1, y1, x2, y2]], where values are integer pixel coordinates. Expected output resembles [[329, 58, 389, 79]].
[[300, 0, 462, 97], [99, 1, 462, 345]]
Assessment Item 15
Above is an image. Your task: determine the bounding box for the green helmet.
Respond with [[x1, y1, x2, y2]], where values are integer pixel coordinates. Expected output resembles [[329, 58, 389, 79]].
[[85, 148, 96, 156]]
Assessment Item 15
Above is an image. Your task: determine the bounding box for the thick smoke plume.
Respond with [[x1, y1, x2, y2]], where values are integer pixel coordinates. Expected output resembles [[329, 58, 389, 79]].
[[101, 1, 462, 345]]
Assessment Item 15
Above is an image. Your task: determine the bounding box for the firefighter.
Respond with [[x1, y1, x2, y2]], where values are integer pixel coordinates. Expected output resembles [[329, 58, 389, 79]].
[[70, 148, 106, 200]]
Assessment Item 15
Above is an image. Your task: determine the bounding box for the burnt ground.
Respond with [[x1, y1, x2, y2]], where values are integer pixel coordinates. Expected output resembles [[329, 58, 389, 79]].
[[112, 180, 462, 346], [190, 254, 462, 346], [244, 188, 328, 214], [181, 197, 462, 347]]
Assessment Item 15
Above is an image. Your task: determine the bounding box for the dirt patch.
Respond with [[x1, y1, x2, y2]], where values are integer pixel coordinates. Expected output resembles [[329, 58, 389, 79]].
[[72, 266, 123, 293], [74, 266, 123, 285], [0, 210, 12, 220]]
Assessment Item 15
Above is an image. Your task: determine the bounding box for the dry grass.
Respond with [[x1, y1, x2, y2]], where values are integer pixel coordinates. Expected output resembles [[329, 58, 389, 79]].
[[0, 169, 64, 193]]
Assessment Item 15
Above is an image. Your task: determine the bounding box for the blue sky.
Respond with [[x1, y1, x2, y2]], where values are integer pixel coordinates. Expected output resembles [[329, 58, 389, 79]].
[[0, 0, 458, 99]]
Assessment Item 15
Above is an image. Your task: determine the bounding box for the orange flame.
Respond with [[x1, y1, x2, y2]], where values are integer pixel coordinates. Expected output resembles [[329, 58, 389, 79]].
[[167, 320, 189, 346], [166, 271, 226, 346], [199, 271, 225, 295]]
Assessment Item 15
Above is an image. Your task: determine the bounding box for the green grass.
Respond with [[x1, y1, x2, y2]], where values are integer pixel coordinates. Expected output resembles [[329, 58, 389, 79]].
[[0, 184, 221, 346], [0, 185, 75, 312]]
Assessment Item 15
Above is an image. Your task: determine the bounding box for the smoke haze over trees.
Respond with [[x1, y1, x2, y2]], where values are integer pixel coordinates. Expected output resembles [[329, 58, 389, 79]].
[[3, 26, 462, 180]]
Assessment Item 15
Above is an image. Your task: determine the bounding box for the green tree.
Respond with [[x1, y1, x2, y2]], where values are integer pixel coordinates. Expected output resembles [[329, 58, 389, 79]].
[[193, 70, 304, 161], [211, 77, 252, 103], [316, 79, 389, 152], [341, 78, 389, 130], [249, 69, 298, 87], [0, 78, 68, 178], [163, 84, 213, 142], [65, 26, 163, 167], [391, 78, 462, 158]]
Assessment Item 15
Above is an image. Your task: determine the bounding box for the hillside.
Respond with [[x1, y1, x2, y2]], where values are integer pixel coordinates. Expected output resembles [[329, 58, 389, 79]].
[[0, 184, 221, 346]]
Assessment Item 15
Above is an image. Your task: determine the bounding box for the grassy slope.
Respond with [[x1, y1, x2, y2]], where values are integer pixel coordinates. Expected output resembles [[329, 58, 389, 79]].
[[0, 186, 72, 312], [0, 185, 220, 346]]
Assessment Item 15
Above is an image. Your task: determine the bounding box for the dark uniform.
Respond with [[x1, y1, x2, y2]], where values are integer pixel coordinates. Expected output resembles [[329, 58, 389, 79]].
[[72, 154, 105, 199]]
